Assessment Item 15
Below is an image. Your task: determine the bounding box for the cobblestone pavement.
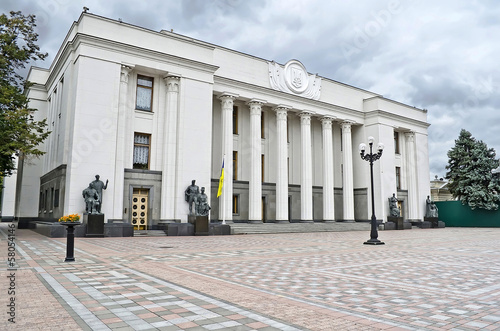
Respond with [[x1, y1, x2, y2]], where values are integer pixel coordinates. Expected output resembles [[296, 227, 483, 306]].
[[1, 224, 500, 330]]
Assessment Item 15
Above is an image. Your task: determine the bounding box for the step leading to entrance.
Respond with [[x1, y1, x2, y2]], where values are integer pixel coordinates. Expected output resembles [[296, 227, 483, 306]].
[[229, 222, 371, 235]]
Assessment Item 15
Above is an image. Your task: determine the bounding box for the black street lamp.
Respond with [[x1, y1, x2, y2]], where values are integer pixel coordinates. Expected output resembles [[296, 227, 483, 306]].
[[359, 137, 385, 245]]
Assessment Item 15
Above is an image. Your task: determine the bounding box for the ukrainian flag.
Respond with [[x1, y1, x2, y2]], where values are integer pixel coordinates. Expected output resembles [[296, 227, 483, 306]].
[[217, 160, 224, 197]]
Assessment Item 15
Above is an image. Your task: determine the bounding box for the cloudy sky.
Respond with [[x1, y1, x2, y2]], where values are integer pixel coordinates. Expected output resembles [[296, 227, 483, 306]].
[[2, 0, 499, 179]]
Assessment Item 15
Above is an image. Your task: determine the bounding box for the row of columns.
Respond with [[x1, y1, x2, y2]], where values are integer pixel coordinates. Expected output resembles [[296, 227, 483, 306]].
[[114, 70, 418, 223], [218, 93, 356, 222]]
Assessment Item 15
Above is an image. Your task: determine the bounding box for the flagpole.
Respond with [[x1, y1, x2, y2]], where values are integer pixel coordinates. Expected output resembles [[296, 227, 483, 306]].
[[222, 154, 226, 225]]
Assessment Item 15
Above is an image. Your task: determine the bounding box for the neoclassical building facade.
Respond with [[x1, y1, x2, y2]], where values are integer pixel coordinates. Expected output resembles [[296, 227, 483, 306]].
[[2, 13, 430, 228]]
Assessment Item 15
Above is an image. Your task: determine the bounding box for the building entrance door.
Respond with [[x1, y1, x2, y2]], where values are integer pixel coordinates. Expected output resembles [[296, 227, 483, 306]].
[[262, 196, 266, 223], [397, 200, 404, 218], [132, 188, 148, 230]]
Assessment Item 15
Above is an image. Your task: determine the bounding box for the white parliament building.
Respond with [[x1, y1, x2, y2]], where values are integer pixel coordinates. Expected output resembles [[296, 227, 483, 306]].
[[1, 12, 431, 229]]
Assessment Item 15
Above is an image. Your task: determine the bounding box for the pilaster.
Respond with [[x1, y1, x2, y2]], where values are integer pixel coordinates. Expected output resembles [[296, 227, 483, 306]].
[[161, 75, 181, 221], [405, 131, 419, 221], [112, 64, 132, 220]]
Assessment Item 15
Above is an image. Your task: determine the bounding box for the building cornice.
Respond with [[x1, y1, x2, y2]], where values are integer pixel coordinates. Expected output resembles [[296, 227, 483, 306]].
[[78, 13, 216, 51], [213, 76, 365, 122], [364, 110, 431, 129], [364, 95, 427, 113], [42, 33, 220, 91]]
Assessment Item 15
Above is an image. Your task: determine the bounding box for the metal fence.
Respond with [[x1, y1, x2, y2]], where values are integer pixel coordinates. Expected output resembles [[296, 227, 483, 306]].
[[434, 201, 500, 227]]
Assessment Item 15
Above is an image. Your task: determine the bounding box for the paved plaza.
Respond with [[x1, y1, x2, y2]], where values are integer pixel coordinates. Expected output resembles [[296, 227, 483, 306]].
[[1, 224, 500, 330]]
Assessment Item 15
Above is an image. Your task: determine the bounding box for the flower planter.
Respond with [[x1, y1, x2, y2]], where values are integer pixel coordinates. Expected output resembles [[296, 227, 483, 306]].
[[60, 222, 82, 262]]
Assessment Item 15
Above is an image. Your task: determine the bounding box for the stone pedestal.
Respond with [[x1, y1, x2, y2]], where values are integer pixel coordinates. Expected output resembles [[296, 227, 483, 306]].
[[84, 213, 105, 237], [424, 217, 444, 228], [387, 216, 404, 230], [424, 217, 440, 228], [195, 216, 209, 236]]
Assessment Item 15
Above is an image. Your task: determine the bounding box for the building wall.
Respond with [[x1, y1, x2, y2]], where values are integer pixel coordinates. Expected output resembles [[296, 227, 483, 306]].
[[5, 12, 431, 228], [64, 56, 120, 218]]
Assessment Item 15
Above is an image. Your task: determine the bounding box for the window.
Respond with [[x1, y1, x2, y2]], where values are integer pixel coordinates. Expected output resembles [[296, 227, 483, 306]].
[[39, 191, 43, 212], [233, 151, 238, 180], [54, 189, 59, 208], [287, 121, 290, 142], [232, 194, 239, 214], [394, 132, 400, 154], [133, 133, 151, 169], [262, 196, 266, 221], [340, 129, 343, 151], [136, 75, 154, 111], [233, 106, 238, 134], [396, 167, 401, 190], [261, 111, 265, 138], [261, 154, 265, 182], [287, 157, 290, 182]]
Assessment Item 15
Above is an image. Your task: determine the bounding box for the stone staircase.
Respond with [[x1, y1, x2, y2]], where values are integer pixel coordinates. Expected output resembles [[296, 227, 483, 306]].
[[134, 230, 168, 237], [228, 222, 370, 235], [133, 222, 371, 236]]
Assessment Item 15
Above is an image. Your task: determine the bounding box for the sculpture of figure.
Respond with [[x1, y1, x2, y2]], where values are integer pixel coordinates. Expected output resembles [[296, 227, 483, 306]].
[[82, 182, 100, 214], [184, 180, 200, 215], [389, 193, 400, 217], [91, 174, 108, 213], [195, 187, 211, 216], [426, 195, 439, 218]]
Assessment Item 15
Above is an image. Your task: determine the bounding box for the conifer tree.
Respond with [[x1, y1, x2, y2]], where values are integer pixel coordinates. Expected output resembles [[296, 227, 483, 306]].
[[0, 11, 49, 177], [445, 129, 500, 210]]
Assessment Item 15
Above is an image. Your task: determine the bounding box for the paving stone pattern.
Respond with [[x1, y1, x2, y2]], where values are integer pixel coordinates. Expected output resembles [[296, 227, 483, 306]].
[[1, 225, 500, 330]]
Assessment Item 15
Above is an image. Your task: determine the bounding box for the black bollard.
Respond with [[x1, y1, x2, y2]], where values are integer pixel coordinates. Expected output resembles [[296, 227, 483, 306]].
[[64, 224, 76, 262]]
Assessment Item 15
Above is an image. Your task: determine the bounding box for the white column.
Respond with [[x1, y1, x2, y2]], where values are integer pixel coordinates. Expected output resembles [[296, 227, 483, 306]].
[[161, 75, 180, 221], [405, 131, 419, 220], [274, 105, 290, 223], [299, 111, 313, 222], [219, 93, 238, 222], [248, 99, 265, 223], [321, 116, 335, 222], [112, 65, 132, 221], [341, 121, 355, 221]]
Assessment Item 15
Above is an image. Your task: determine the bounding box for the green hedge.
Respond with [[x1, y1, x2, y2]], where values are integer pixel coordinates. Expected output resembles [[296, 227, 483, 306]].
[[434, 201, 500, 227]]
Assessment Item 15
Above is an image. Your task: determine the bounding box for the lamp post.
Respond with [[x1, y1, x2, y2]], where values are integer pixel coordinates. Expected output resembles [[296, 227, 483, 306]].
[[359, 137, 385, 245]]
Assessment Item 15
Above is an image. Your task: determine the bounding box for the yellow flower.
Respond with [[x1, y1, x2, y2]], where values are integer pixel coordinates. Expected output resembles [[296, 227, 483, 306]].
[[58, 214, 80, 222]]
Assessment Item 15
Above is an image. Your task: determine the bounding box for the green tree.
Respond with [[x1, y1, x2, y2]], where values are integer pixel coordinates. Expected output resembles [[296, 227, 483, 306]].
[[445, 129, 500, 210], [0, 11, 49, 177]]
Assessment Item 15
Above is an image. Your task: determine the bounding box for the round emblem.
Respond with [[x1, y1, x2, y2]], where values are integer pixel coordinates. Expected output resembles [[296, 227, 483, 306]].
[[284, 60, 309, 93]]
